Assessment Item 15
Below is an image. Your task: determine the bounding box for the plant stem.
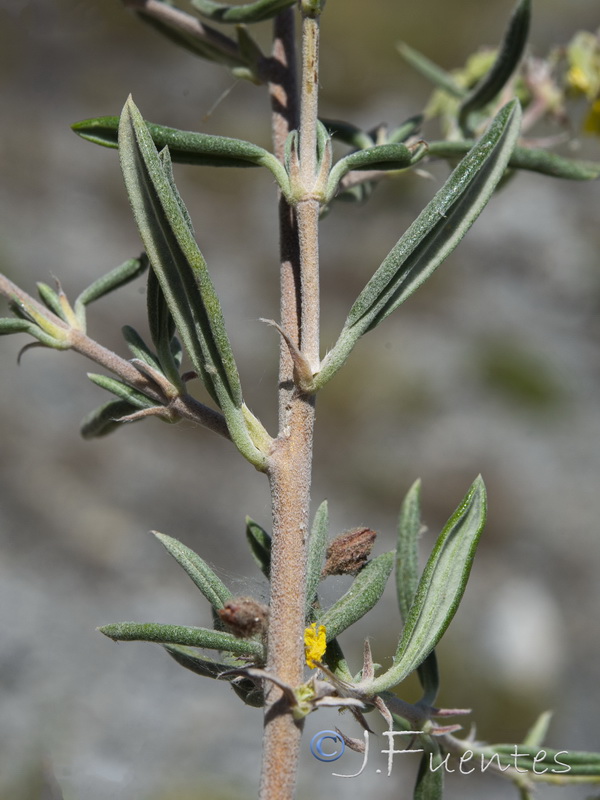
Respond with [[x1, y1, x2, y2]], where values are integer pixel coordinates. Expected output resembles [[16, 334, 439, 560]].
[[0, 273, 229, 437], [259, 7, 322, 799], [268, 10, 300, 428], [297, 12, 321, 370]]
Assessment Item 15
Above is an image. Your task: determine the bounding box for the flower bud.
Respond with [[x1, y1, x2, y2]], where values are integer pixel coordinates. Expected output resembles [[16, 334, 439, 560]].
[[218, 597, 268, 638], [322, 527, 377, 577]]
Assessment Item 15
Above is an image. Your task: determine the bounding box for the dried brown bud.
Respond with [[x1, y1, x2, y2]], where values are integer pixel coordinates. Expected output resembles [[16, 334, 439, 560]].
[[218, 597, 269, 638], [322, 527, 377, 577]]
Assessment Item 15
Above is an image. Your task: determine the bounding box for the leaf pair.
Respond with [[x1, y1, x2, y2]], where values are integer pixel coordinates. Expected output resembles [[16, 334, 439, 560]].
[[98, 529, 265, 705], [118, 96, 269, 469], [364, 476, 487, 696]]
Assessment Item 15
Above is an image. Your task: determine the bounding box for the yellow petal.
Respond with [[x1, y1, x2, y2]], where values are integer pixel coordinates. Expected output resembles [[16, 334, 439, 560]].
[[304, 623, 326, 668]]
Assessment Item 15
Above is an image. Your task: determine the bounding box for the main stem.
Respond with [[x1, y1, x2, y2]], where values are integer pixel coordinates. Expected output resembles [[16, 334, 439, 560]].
[[259, 8, 321, 800]]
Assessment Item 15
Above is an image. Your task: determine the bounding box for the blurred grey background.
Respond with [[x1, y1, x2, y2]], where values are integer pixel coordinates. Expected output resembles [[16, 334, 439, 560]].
[[1, 1, 600, 798]]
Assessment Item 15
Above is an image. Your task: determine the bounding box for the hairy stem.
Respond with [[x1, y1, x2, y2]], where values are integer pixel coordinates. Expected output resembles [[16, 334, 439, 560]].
[[0, 273, 229, 437], [297, 11, 321, 370], [259, 7, 321, 799]]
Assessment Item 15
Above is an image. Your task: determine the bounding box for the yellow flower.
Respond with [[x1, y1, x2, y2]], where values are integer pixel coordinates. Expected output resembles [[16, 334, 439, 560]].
[[304, 623, 326, 668]]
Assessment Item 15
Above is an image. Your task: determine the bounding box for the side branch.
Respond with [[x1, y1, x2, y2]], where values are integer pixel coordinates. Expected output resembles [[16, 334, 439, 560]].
[[0, 272, 229, 439]]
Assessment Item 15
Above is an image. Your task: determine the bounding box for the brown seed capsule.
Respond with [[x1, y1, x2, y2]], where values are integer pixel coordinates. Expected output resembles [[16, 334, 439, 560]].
[[218, 597, 269, 638], [322, 527, 377, 577]]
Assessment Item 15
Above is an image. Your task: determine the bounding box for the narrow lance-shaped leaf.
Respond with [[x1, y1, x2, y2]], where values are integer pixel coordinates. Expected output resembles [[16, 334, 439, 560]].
[[118, 96, 267, 469], [74, 255, 148, 313], [245, 517, 271, 579], [389, 114, 424, 144], [162, 644, 234, 679], [99, 621, 264, 659], [325, 143, 416, 204], [427, 140, 600, 181], [72, 117, 290, 192], [162, 645, 265, 706], [130, 2, 247, 71], [396, 479, 422, 622], [313, 101, 521, 391], [191, 0, 295, 24], [87, 373, 156, 410], [119, 98, 236, 406], [122, 325, 162, 372], [318, 551, 394, 642], [397, 41, 466, 99], [0, 318, 43, 337], [522, 710, 553, 748], [458, 0, 531, 134], [396, 479, 439, 704], [153, 531, 233, 610], [305, 501, 329, 618], [37, 283, 64, 319], [367, 477, 486, 694], [80, 399, 141, 439], [146, 266, 182, 387]]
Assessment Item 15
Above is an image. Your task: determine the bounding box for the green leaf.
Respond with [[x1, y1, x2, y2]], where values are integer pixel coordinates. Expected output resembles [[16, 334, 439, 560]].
[[122, 325, 162, 372], [118, 95, 267, 469], [245, 517, 271, 579], [152, 531, 233, 610], [131, 4, 246, 70], [164, 643, 266, 708], [414, 740, 443, 800], [0, 318, 41, 337], [74, 255, 148, 313], [522, 711, 553, 748], [159, 146, 195, 235], [321, 636, 354, 683], [368, 477, 486, 694], [72, 116, 289, 189], [325, 143, 415, 204], [87, 373, 156, 409], [36, 283, 64, 318], [305, 501, 329, 618], [163, 645, 264, 707], [396, 479, 422, 622], [396, 479, 439, 704], [427, 140, 600, 181], [80, 399, 140, 439], [313, 100, 521, 391], [162, 644, 232, 678], [99, 621, 264, 659], [458, 0, 531, 133], [318, 551, 394, 642], [397, 41, 466, 98], [146, 266, 183, 386], [191, 0, 295, 24], [389, 114, 424, 144]]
